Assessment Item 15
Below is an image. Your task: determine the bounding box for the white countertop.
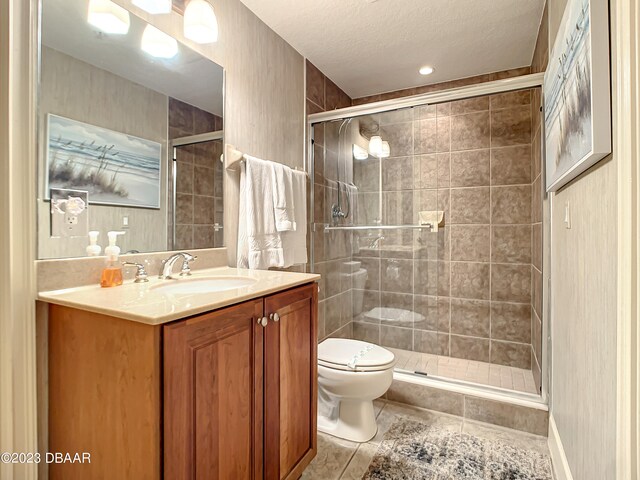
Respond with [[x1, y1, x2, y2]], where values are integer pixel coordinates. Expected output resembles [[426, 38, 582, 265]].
[[38, 267, 320, 325]]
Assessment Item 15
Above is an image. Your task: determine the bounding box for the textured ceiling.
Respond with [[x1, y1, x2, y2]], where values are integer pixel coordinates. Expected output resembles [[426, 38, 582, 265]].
[[239, 0, 545, 98]]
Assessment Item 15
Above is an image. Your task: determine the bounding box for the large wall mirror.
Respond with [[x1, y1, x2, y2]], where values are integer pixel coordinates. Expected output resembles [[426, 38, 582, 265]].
[[37, 0, 224, 259]]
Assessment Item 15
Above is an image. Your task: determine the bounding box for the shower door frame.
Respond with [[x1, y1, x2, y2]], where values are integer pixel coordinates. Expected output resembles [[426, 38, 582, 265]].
[[307, 72, 550, 405], [169, 130, 224, 249]]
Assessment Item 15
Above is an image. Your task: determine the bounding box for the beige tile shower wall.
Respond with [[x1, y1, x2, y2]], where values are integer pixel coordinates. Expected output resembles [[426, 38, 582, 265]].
[[352, 90, 536, 370], [306, 60, 355, 341], [529, 2, 548, 395], [38, 47, 169, 258]]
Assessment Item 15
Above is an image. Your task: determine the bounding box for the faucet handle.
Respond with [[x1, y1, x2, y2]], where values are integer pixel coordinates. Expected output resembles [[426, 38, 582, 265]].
[[179, 254, 197, 277], [122, 261, 149, 283]]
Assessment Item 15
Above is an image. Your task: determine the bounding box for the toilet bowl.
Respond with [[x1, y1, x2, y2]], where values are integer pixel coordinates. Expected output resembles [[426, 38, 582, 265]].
[[317, 338, 396, 442]]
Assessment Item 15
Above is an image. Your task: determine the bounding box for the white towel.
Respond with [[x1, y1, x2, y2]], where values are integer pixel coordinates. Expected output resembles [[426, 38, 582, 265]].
[[282, 170, 308, 266], [271, 162, 296, 232], [237, 155, 284, 269]]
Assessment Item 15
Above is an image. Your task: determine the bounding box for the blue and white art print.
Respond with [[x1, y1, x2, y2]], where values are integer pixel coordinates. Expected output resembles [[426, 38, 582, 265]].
[[46, 114, 162, 208], [544, 0, 611, 192]]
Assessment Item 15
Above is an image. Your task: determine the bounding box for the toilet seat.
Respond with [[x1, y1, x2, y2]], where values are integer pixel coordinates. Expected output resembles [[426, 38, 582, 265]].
[[318, 338, 396, 372]]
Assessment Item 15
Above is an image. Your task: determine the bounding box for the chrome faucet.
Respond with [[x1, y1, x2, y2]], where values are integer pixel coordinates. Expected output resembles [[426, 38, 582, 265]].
[[122, 261, 149, 283], [159, 252, 197, 279], [368, 235, 385, 249]]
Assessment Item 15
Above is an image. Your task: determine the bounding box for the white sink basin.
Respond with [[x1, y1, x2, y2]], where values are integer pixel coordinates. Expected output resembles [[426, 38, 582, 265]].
[[151, 276, 257, 295]]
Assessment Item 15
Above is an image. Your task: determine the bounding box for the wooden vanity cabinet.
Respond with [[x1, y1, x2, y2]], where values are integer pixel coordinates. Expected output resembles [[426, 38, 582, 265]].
[[263, 284, 318, 480], [48, 282, 317, 480]]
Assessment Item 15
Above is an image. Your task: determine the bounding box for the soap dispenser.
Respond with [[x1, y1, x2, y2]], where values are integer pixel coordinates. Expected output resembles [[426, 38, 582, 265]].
[[100, 231, 125, 288], [86, 231, 102, 257]]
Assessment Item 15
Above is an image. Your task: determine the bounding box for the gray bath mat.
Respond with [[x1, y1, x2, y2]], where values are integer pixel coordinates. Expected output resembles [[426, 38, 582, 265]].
[[362, 420, 553, 480]]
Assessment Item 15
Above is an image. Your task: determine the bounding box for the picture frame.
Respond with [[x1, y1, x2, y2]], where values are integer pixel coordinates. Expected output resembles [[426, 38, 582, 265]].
[[544, 0, 611, 192], [45, 114, 162, 209]]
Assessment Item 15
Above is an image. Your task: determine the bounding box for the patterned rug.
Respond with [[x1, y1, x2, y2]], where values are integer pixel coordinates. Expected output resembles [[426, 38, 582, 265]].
[[362, 420, 553, 480]]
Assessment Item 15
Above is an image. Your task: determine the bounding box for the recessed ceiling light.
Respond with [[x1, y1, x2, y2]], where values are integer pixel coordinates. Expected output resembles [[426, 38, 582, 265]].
[[419, 66, 434, 76], [87, 0, 130, 35], [141, 25, 178, 58], [132, 0, 172, 15]]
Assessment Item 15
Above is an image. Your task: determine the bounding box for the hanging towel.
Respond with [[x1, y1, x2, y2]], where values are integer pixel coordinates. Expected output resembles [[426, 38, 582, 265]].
[[271, 162, 296, 232], [237, 155, 285, 269], [282, 170, 308, 266]]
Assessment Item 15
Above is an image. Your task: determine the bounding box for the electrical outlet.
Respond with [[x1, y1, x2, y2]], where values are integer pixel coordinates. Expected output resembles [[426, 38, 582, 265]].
[[50, 188, 89, 238]]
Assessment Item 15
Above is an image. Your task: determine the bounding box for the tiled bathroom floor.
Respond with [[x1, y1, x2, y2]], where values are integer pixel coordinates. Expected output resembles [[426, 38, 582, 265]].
[[302, 400, 551, 480], [388, 348, 538, 395]]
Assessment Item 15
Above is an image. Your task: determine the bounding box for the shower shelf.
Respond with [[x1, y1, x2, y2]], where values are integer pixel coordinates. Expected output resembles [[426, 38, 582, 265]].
[[313, 223, 433, 232]]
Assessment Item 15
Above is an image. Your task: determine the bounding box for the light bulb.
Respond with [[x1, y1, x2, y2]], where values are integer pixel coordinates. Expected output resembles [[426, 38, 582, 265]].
[[88, 0, 130, 35], [380, 141, 390, 158], [133, 0, 172, 14], [184, 0, 219, 44], [141, 25, 178, 58], [368, 135, 383, 157], [353, 144, 369, 160], [419, 66, 434, 75]]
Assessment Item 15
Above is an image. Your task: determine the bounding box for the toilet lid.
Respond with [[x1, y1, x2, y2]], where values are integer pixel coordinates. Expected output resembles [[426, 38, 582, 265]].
[[318, 339, 396, 372]]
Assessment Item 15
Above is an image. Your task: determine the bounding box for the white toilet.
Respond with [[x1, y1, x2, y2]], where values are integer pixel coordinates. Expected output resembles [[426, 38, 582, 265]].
[[317, 338, 396, 442]]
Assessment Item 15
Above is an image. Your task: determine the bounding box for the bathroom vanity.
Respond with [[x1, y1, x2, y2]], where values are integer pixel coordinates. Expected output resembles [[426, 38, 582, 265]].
[[40, 267, 319, 480]]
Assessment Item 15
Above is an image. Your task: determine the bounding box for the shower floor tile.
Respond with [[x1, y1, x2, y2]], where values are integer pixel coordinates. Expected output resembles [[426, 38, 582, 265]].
[[387, 348, 538, 395]]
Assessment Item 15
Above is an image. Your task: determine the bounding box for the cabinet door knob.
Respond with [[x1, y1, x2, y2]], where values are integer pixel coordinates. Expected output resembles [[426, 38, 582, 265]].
[[270, 313, 280, 322], [258, 317, 268, 327]]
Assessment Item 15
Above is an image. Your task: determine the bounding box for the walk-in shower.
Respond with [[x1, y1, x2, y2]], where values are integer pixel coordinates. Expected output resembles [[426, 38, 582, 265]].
[[309, 74, 547, 401]]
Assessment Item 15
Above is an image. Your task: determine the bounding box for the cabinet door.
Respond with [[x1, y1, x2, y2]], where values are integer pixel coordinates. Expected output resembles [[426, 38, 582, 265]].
[[164, 299, 264, 480], [264, 284, 318, 480]]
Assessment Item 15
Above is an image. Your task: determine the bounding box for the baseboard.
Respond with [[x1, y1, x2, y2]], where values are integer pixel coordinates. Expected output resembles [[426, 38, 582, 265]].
[[548, 414, 574, 480]]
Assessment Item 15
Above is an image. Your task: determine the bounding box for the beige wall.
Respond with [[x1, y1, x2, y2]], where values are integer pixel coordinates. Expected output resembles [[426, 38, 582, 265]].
[[38, 47, 169, 258], [546, 0, 618, 478]]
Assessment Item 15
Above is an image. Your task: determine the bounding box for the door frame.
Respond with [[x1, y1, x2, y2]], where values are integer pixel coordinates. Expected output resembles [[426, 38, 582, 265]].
[[0, 0, 38, 479], [615, 0, 640, 477]]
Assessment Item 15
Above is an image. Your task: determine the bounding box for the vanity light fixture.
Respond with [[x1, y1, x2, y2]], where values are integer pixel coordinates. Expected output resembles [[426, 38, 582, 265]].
[[184, 0, 219, 44], [87, 0, 131, 35], [419, 65, 434, 75], [132, 0, 172, 14], [352, 144, 369, 160], [368, 135, 383, 157], [380, 141, 390, 158], [141, 24, 178, 58]]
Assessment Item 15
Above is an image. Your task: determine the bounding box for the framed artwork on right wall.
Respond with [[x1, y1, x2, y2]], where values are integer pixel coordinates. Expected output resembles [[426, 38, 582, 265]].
[[544, 0, 611, 192]]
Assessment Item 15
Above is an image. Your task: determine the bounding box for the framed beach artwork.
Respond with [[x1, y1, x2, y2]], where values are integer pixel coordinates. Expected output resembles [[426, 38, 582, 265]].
[[544, 0, 611, 192], [46, 114, 162, 208]]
